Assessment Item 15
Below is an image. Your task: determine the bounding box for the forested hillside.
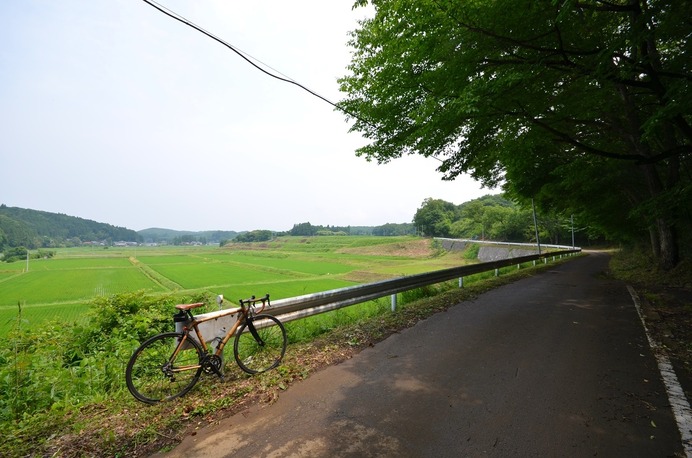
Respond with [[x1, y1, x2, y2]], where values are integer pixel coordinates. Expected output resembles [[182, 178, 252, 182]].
[[286, 222, 415, 237], [413, 194, 599, 246], [0, 204, 140, 250]]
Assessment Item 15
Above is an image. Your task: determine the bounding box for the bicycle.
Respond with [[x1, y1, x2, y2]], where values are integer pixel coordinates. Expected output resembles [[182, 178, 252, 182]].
[[125, 294, 287, 404]]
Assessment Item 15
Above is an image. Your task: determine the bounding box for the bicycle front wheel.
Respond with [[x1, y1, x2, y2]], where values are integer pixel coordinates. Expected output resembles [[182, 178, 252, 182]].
[[126, 332, 204, 404], [234, 314, 287, 374]]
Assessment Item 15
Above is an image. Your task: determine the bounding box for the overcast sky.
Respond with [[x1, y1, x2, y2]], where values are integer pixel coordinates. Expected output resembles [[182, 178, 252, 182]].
[[1, 0, 495, 232]]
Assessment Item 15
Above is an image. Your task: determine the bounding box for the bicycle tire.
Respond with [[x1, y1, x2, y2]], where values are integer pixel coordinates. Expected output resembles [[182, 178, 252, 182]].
[[126, 332, 204, 404], [233, 314, 287, 374]]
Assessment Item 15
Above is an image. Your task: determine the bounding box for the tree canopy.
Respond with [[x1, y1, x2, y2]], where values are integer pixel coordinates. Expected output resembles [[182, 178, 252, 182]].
[[338, 0, 691, 268], [413, 194, 591, 245]]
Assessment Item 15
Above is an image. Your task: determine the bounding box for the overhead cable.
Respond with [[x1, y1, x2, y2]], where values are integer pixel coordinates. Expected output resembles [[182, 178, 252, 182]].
[[142, 0, 345, 114], [141, 0, 444, 163]]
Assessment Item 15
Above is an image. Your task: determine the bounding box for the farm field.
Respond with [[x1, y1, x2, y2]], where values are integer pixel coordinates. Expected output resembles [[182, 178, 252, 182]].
[[0, 236, 472, 335]]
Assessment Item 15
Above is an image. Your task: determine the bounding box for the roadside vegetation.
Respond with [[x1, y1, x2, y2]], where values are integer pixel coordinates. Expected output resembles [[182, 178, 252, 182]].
[[0, 237, 570, 457], [609, 248, 692, 400]]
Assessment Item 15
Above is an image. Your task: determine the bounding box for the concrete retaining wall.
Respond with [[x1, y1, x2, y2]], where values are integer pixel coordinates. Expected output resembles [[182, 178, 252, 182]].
[[436, 238, 539, 261], [437, 239, 467, 252], [477, 246, 539, 262]]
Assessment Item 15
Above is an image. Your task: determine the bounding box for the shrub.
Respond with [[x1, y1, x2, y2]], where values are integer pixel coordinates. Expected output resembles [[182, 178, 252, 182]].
[[0, 291, 212, 425]]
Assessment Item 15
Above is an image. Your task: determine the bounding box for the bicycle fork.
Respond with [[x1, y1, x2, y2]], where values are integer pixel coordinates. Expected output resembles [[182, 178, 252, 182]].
[[247, 318, 265, 346]]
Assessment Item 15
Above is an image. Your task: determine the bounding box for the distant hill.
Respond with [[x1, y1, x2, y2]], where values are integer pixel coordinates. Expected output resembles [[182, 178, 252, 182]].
[[138, 228, 239, 245], [0, 204, 140, 249], [0, 204, 413, 252]]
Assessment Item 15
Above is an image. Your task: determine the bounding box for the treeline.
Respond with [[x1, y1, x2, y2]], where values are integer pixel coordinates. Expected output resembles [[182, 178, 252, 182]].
[[138, 228, 239, 245], [287, 222, 415, 237], [0, 205, 140, 253], [229, 195, 599, 246], [414, 194, 602, 246], [232, 230, 273, 243], [226, 223, 415, 245]]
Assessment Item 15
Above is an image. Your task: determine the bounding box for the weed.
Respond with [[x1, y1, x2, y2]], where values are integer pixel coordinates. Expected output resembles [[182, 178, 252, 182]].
[[463, 243, 480, 260]]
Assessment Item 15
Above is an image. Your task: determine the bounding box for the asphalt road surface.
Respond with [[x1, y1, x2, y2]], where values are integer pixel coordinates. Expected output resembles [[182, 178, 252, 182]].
[[156, 252, 684, 457]]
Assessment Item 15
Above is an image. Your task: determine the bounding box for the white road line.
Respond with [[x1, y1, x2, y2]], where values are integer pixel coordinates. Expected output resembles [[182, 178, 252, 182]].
[[628, 285, 692, 457]]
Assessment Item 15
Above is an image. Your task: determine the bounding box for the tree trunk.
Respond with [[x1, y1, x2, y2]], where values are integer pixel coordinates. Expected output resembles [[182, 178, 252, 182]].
[[656, 218, 678, 270], [640, 163, 679, 270], [648, 226, 660, 259]]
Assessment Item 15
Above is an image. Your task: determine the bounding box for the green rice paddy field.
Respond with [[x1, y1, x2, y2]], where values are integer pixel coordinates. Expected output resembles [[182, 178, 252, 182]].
[[0, 236, 471, 336]]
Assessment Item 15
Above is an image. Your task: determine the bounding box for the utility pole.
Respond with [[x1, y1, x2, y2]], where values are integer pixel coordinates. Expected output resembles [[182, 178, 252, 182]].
[[532, 199, 541, 255]]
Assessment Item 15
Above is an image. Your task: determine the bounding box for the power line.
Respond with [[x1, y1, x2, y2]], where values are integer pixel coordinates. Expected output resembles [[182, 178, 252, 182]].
[[141, 0, 444, 164], [141, 0, 345, 114]]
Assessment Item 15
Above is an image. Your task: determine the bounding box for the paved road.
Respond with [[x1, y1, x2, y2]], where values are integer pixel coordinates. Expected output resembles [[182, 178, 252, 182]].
[[157, 252, 684, 457]]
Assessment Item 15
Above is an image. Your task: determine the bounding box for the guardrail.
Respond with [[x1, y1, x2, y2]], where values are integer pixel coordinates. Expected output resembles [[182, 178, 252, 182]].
[[269, 248, 580, 323], [434, 237, 579, 250], [194, 247, 581, 339]]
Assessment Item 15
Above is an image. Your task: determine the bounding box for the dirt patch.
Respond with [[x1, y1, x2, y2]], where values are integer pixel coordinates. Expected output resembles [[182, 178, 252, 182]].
[[341, 271, 397, 283], [222, 243, 270, 251], [338, 239, 434, 257]]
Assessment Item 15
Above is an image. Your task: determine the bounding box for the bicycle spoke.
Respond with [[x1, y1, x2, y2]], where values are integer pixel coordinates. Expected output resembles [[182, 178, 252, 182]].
[[126, 333, 203, 404], [234, 315, 287, 374]]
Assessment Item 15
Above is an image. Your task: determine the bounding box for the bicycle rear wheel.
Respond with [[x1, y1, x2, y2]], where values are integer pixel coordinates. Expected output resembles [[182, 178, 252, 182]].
[[234, 314, 287, 374], [126, 332, 204, 404]]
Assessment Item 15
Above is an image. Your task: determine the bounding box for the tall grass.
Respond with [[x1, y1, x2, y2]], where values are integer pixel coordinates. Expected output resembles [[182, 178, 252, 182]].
[[0, 291, 210, 426]]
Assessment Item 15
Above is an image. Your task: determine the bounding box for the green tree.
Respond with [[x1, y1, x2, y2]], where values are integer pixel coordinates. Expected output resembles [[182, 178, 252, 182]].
[[372, 222, 415, 236], [235, 230, 273, 242], [413, 198, 458, 237], [2, 246, 28, 263], [290, 222, 318, 236], [0, 215, 35, 249], [339, 0, 690, 269]]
